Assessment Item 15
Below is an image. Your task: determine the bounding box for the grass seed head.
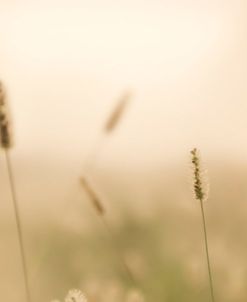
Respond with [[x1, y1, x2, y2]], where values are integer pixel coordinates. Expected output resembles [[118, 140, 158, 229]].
[[104, 90, 131, 133], [0, 81, 12, 149], [191, 148, 208, 201]]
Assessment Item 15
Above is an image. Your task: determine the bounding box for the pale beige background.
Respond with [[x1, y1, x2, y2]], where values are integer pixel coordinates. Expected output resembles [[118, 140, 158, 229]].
[[0, 0, 246, 217], [0, 0, 246, 163]]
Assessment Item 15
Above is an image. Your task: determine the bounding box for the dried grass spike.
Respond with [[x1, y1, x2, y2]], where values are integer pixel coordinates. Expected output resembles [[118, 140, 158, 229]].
[[0, 81, 12, 148], [80, 176, 105, 215], [191, 148, 208, 201], [190, 148, 215, 302], [104, 90, 131, 133]]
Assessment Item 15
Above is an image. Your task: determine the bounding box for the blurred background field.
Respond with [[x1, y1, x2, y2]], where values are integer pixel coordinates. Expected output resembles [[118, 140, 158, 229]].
[[2, 157, 247, 302], [1, 1, 247, 301]]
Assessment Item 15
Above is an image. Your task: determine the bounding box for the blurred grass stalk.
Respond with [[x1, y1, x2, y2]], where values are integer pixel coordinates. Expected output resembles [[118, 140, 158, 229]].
[[83, 90, 132, 173], [191, 148, 215, 302], [80, 91, 137, 285], [80, 175, 137, 286], [0, 81, 31, 302], [30, 90, 133, 286], [103, 90, 131, 134]]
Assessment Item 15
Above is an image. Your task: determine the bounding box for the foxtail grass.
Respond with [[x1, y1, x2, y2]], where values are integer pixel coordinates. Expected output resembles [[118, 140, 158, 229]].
[[80, 91, 136, 284], [104, 90, 131, 133], [83, 90, 132, 173], [0, 81, 31, 302], [32, 91, 133, 284], [191, 148, 215, 302]]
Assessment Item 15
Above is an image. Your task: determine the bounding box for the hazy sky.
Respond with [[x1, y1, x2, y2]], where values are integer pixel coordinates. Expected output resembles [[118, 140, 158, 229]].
[[0, 0, 247, 165]]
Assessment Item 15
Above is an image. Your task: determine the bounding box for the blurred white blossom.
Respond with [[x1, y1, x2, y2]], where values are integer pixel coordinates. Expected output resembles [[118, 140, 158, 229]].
[[51, 289, 87, 302]]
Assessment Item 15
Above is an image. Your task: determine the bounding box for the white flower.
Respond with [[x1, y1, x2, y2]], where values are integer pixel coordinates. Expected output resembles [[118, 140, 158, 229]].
[[50, 289, 87, 302], [65, 289, 87, 302]]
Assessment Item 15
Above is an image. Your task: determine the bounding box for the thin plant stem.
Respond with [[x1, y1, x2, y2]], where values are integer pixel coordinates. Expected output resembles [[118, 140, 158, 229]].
[[5, 150, 31, 302], [101, 215, 137, 285], [199, 198, 215, 302], [80, 175, 138, 286]]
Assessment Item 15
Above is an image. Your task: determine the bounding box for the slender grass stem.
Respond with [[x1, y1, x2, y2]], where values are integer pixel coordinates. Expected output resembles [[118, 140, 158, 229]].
[[80, 176, 137, 286], [101, 215, 137, 285], [199, 199, 215, 302], [5, 150, 31, 302]]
